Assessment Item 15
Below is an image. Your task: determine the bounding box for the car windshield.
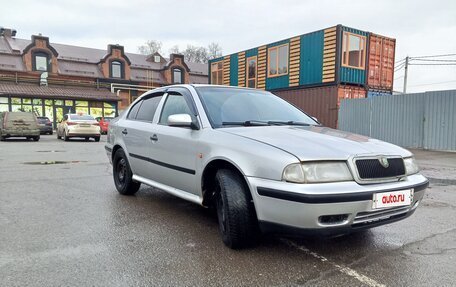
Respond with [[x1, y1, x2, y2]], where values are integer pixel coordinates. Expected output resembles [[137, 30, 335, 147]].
[[70, 115, 95, 121], [196, 87, 317, 128]]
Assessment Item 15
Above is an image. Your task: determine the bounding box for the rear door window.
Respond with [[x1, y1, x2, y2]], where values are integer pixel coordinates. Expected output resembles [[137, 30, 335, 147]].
[[127, 101, 142, 120], [135, 95, 163, 122]]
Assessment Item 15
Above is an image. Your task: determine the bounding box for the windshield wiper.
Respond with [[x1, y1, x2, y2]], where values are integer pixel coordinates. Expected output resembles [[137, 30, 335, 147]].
[[221, 120, 270, 127], [267, 121, 311, 126]]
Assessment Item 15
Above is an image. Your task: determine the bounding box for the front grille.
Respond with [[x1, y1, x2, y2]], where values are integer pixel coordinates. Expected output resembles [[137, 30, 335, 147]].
[[355, 158, 405, 180]]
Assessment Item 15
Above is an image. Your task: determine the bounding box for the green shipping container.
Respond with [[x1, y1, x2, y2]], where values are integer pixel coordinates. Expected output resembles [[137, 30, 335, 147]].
[[208, 24, 389, 90]]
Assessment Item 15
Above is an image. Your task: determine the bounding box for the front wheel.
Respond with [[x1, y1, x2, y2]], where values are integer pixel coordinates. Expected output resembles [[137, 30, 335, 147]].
[[33, 136, 40, 141], [215, 169, 259, 249], [113, 149, 140, 195]]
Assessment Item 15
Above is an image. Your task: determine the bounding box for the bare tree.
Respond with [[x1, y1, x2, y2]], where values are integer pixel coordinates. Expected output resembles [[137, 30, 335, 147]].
[[137, 40, 163, 55], [183, 45, 209, 63], [139, 40, 223, 63], [207, 42, 222, 60], [168, 45, 180, 54]]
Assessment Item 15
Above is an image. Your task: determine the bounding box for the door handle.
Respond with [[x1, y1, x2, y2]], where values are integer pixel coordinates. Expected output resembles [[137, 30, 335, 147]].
[[150, 134, 158, 142], [122, 129, 128, 135]]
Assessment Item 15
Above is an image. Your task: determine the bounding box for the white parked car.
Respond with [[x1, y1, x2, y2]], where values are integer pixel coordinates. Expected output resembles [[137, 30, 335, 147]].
[[105, 85, 428, 249], [57, 114, 100, 142]]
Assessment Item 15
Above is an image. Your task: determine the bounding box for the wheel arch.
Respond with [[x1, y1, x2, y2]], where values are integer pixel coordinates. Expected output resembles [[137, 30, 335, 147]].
[[201, 158, 255, 208], [111, 144, 124, 161]]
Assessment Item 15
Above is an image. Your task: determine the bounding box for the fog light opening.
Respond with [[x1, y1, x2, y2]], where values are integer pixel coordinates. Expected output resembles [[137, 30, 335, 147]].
[[319, 214, 349, 226], [412, 200, 421, 210]]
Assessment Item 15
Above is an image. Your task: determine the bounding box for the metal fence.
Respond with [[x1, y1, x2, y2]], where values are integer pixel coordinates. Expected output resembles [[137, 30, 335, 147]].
[[339, 90, 456, 151]]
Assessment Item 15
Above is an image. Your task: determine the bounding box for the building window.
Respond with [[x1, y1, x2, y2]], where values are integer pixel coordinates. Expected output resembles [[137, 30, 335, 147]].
[[110, 60, 123, 78], [173, 68, 183, 84], [246, 56, 257, 88], [342, 32, 366, 69], [211, 61, 223, 85], [33, 52, 50, 72], [268, 44, 288, 77]]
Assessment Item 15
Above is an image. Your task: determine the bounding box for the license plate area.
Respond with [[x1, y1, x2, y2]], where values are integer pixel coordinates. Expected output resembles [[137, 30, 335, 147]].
[[372, 189, 413, 209]]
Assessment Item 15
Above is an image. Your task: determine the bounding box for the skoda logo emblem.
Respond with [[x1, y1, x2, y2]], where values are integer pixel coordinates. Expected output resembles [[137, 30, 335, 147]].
[[378, 157, 389, 168]]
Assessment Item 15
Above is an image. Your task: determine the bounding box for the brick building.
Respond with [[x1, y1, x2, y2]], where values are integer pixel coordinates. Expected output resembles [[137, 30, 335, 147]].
[[0, 27, 208, 127]]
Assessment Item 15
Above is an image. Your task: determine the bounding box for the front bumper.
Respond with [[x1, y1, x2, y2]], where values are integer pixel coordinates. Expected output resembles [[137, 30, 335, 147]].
[[247, 174, 428, 235]]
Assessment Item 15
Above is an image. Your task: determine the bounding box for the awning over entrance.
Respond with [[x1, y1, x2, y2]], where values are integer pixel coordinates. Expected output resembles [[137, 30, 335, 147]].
[[0, 82, 121, 101]]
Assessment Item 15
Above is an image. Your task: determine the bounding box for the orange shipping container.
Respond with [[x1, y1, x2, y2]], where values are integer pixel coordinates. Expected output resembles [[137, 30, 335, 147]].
[[273, 85, 366, 129], [367, 34, 396, 91]]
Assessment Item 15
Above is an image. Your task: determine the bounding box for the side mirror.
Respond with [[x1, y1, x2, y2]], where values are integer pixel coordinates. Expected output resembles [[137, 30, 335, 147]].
[[168, 114, 199, 130]]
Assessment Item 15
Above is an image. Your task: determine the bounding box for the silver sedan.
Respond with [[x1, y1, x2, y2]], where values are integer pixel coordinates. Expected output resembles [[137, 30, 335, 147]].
[[105, 85, 428, 249]]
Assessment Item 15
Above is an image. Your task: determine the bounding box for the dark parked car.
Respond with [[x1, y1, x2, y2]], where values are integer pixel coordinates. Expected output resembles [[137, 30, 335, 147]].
[[96, 117, 114, 134], [37, 116, 53, 135], [0, 111, 40, 141]]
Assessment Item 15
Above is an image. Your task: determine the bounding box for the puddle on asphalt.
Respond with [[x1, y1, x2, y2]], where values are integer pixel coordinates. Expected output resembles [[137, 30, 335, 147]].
[[23, 161, 87, 165], [36, 150, 66, 153]]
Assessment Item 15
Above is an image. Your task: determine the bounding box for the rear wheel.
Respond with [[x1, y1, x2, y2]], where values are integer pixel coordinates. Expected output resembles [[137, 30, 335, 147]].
[[63, 131, 69, 141], [0, 136, 5, 141], [85, 137, 90, 141], [215, 169, 259, 249], [33, 136, 40, 141], [94, 136, 100, 142], [56, 130, 61, 139], [113, 149, 140, 195], [49, 131, 53, 135]]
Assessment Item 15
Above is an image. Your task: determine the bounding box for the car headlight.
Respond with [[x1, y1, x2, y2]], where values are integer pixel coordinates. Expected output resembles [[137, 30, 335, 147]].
[[404, 157, 419, 175], [283, 162, 353, 183]]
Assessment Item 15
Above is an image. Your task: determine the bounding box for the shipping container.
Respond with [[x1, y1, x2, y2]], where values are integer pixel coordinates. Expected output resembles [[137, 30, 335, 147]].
[[367, 34, 395, 91], [272, 84, 366, 129], [209, 25, 391, 91], [367, 90, 393, 98]]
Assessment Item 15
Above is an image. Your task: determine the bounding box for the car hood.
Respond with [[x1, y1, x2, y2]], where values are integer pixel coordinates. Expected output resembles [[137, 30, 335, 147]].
[[220, 125, 411, 161]]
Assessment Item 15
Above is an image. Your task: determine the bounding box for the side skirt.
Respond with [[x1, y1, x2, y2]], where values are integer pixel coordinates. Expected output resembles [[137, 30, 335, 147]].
[[132, 174, 203, 205]]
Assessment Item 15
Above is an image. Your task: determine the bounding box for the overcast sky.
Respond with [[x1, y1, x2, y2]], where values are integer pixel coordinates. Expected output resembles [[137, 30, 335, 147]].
[[1, 0, 455, 93]]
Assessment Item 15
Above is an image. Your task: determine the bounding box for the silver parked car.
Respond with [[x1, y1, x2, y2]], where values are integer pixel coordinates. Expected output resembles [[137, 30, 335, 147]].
[[105, 85, 428, 249]]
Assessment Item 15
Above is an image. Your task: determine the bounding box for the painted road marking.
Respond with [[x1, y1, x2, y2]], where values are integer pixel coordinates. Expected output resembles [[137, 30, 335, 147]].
[[281, 238, 386, 287]]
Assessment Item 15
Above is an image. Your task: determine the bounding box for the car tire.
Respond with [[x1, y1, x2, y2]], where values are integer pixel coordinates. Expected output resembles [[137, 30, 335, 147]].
[[0, 136, 5, 141], [215, 169, 259, 249], [57, 131, 61, 140], [94, 136, 100, 142], [63, 131, 69, 141], [33, 136, 40, 141], [85, 137, 89, 141], [113, 149, 140, 195], [49, 131, 53, 135]]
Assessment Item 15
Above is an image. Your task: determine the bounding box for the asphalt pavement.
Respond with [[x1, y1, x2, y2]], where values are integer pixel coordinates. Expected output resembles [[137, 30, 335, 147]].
[[1, 135, 455, 286]]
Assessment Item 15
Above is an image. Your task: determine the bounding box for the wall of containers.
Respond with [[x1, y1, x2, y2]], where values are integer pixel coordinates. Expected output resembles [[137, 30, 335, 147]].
[[208, 25, 395, 128]]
